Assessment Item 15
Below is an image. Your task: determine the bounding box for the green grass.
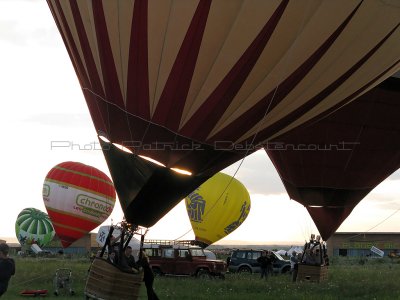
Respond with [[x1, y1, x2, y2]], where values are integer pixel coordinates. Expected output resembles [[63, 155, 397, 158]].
[[5, 257, 400, 299]]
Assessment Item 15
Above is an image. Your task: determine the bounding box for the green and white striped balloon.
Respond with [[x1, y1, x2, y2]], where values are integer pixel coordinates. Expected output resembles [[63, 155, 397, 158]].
[[15, 208, 55, 247]]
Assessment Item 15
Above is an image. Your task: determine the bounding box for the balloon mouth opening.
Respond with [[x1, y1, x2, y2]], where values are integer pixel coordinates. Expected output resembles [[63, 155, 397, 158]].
[[112, 143, 133, 154], [99, 135, 192, 174], [170, 168, 192, 176], [138, 155, 167, 167], [99, 135, 111, 143]]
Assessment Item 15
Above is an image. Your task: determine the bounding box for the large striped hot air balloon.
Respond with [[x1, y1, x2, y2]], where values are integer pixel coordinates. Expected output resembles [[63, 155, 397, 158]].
[[42, 161, 116, 248], [47, 1, 400, 228], [15, 207, 55, 247], [185, 173, 251, 246]]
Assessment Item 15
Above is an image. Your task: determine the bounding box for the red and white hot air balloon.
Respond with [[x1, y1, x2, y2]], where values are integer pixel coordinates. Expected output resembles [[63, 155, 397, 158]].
[[42, 161, 116, 248]]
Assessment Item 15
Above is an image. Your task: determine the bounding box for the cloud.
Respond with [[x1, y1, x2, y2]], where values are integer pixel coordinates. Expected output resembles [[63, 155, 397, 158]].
[[0, 0, 60, 47], [23, 113, 93, 128], [362, 178, 400, 211]]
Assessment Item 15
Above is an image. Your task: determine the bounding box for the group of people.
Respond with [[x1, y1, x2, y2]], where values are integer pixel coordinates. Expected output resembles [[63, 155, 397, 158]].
[[104, 234, 159, 300], [0, 243, 15, 297], [290, 247, 330, 282], [256, 250, 276, 279], [302, 248, 329, 266]]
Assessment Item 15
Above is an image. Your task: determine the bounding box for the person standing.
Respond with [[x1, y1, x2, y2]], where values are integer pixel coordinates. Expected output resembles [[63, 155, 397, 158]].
[[290, 251, 298, 282], [290, 251, 297, 272], [0, 243, 15, 297], [257, 251, 269, 279], [138, 251, 159, 300], [266, 251, 275, 276]]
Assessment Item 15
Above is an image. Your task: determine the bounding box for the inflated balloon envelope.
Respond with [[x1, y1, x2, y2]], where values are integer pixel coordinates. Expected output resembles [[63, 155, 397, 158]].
[[47, 1, 400, 230], [15, 208, 55, 248], [266, 76, 400, 240], [185, 173, 251, 246], [43, 162, 116, 248]]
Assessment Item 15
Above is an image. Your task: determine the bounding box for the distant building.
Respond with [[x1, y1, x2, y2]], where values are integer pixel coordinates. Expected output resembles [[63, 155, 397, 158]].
[[0, 239, 5, 244], [5, 233, 101, 255], [43, 233, 100, 254], [327, 232, 400, 257]]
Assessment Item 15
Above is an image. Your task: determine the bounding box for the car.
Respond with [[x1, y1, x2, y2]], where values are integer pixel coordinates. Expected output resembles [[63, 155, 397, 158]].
[[143, 244, 227, 278], [228, 249, 291, 274]]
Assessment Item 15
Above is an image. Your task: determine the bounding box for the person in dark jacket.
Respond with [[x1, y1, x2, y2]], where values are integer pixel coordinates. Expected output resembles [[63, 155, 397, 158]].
[[107, 250, 118, 265], [266, 251, 276, 276], [257, 250, 269, 279], [0, 243, 15, 297], [119, 246, 139, 273], [138, 251, 159, 300]]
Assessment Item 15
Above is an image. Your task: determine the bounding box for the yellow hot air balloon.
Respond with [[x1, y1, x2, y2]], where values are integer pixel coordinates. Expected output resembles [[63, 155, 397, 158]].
[[185, 173, 251, 246]]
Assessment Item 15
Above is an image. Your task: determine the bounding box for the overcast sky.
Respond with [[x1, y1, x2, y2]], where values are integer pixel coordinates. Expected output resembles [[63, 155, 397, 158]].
[[1, 0, 399, 245]]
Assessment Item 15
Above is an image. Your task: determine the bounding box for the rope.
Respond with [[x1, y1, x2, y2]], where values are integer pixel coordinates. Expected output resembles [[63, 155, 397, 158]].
[[345, 207, 400, 241]]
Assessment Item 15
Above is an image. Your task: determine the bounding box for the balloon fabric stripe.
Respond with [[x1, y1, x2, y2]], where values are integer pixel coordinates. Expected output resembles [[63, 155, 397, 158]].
[[44, 178, 115, 201], [253, 22, 400, 144], [47, 167, 115, 195], [46, 206, 104, 227], [288, 58, 400, 133], [47, 209, 99, 233], [181, 0, 289, 140], [126, 0, 150, 118], [46, 163, 116, 197], [91, 1, 126, 109], [209, 1, 362, 143], [67, 1, 107, 98], [49, 1, 92, 88], [52, 165, 114, 186], [49, 162, 114, 183], [152, 0, 212, 131], [51, 221, 88, 234], [52, 224, 86, 248]]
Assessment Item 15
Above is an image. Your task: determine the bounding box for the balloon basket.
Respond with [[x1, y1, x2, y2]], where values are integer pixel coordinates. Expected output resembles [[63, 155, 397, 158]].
[[296, 264, 328, 283], [85, 258, 143, 300]]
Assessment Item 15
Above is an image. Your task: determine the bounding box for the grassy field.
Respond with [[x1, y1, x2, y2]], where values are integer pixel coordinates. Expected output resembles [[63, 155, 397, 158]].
[[5, 256, 400, 299]]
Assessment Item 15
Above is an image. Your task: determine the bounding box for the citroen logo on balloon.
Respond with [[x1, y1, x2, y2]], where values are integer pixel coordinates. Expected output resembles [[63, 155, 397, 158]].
[[76, 194, 114, 218]]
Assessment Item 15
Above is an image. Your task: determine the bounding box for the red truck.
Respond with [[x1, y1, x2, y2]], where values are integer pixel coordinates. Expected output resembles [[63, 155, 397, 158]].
[[143, 244, 226, 279]]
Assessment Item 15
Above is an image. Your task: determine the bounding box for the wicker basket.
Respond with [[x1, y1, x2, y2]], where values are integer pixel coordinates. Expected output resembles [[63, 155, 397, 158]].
[[297, 264, 328, 283], [85, 258, 143, 300]]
